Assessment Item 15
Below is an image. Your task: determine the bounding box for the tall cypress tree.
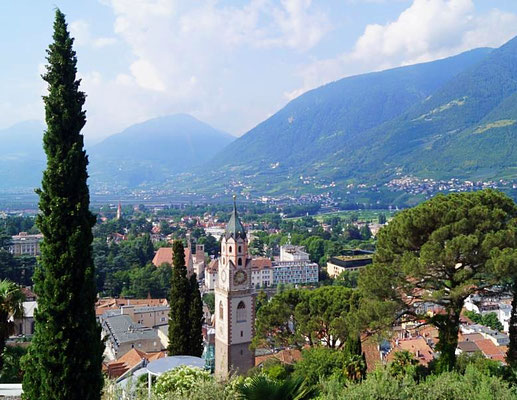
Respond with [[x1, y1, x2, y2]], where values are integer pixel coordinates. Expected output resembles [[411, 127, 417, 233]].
[[188, 273, 204, 357], [168, 240, 190, 355], [22, 10, 103, 400]]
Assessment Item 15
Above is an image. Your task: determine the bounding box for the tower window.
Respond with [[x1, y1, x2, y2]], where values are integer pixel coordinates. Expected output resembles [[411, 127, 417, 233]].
[[236, 301, 246, 322], [219, 301, 224, 320], [238, 258, 242, 266], [238, 246, 242, 253], [229, 246, 233, 254]]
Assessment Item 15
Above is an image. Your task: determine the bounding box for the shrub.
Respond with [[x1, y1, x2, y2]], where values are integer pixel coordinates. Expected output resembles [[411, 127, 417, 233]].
[[154, 366, 212, 397]]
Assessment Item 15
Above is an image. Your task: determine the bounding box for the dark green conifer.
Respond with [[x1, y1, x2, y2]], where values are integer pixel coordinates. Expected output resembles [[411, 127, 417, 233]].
[[167, 240, 190, 355], [21, 9, 103, 400], [188, 273, 204, 357]]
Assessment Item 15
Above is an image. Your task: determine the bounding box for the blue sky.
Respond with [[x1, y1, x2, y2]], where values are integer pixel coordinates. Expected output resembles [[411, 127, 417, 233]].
[[2, 0, 517, 144]]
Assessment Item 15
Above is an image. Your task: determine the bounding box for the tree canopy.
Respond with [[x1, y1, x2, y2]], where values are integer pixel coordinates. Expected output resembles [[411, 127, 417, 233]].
[[359, 190, 517, 371]]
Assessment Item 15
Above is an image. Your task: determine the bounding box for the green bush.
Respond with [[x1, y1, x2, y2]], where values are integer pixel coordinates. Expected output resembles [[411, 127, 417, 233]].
[[318, 365, 517, 400], [154, 366, 212, 397]]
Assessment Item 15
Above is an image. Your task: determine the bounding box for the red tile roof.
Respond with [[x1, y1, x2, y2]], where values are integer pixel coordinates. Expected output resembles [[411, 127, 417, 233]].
[[152, 247, 192, 269], [255, 349, 302, 367], [95, 298, 168, 316], [105, 349, 167, 378], [251, 257, 272, 270], [476, 339, 505, 359], [387, 337, 434, 366], [206, 259, 218, 273]]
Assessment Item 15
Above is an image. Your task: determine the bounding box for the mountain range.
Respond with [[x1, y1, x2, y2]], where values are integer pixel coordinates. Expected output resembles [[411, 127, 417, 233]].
[[0, 114, 234, 191], [4, 36, 517, 197], [185, 36, 517, 196]]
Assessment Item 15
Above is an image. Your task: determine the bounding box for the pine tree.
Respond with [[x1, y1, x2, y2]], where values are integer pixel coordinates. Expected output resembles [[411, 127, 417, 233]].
[[188, 273, 204, 357], [21, 10, 103, 400], [168, 240, 191, 355]]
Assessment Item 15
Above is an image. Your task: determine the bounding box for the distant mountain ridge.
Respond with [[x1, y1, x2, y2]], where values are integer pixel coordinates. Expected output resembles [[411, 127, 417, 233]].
[[190, 46, 495, 194], [6, 37, 517, 198], [0, 114, 234, 191], [0, 120, 45, 190], [89, 114, 234, 188]]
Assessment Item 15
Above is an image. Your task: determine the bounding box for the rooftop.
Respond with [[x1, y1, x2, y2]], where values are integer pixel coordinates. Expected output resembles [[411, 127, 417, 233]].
[[101, 314, 158, 345]]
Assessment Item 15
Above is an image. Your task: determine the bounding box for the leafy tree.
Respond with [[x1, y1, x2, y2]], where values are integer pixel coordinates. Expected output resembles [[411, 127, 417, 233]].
[[0, 346, 27, 383], [258, 358, 294, 381], [378, 213, 387, 224], [359, 190, 517, 372], [188, 274, 204, 357], [249, 236, 266, 257], [21, 10, 103, 400], [388, 350, 419, 378], [302, 237, 325, 263], [359, 225, 372, 240], [202, 292, 215, 314], [197, 234, 219, 257], [464, 311, 504, 332], [159, 220, 173, 236], [253, 287, 360, 350], [334, 270, 359, 288], [295, 287, 360, 349], [293, 347, 351, 387], [253, 289, 303, 350], [0, 280, 24, 371], [255, 289, 268, 312], [168, 240, 191, 355], [154, 366, 212, 397]]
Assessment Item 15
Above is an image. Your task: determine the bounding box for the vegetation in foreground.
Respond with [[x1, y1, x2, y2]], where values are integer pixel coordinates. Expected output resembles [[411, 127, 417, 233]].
[[102, 356, 517, 400]]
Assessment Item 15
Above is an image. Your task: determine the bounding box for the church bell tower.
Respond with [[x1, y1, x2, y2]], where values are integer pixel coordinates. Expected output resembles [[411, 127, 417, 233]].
[[215, 196, 255, 379]]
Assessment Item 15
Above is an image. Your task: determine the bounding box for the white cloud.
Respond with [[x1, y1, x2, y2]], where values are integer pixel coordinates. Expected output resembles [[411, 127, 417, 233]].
[[77, 0, 331, 139], [70, 20, 91, 46], [70, 19, 118, 49], [92, 37, 118, 48], [289, 0, 517, 99]]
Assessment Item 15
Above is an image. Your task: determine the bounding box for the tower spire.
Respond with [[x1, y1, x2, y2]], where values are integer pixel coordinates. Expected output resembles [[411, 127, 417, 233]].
[[225, 195, 246, 240]]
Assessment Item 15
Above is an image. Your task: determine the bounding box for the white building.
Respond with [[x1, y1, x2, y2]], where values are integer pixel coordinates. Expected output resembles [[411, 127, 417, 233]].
[[205, 259, 218, 291], [272, 261, 319, 285], [465, 294, 512, 333], [272, 245, 318, 285], [251, 258, 273, 288], [280, 245, 310, 262], [10, 232, 43, 256]]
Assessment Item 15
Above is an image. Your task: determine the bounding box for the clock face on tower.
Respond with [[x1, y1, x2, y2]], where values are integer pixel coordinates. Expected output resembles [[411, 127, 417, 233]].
[[233, 270, 247, 285]]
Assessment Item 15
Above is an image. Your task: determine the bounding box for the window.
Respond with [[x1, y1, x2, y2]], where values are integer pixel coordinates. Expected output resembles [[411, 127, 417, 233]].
[[238, 258, 242, 266], [236, 301, 246, 322], [241, 331, 243, 337], [229, 246, 233, 253], [219, 301, 224, 320], [238, 246, 242, 253]]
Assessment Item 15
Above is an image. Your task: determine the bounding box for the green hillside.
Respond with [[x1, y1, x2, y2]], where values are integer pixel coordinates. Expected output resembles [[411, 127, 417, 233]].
[[345, 36, 517, 182], [188, 36, 517, 197], [195, 47, 493, 194]]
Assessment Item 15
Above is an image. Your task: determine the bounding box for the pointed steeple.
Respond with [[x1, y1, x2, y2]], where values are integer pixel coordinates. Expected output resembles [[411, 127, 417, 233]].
[[225, 195, 246, 240], [116, 201, 122, 220]]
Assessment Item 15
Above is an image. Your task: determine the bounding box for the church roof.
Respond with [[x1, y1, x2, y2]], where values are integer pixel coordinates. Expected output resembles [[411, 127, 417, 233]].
[[225, 196, 246, 240]]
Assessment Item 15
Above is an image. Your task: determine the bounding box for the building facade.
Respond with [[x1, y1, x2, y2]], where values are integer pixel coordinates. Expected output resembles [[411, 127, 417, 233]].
[[215, 198, 255, 379], [10, 233, 43, 256]]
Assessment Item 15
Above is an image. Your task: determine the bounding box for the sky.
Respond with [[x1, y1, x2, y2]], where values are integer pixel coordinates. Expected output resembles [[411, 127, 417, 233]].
[[2, 0, 517, 144]]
